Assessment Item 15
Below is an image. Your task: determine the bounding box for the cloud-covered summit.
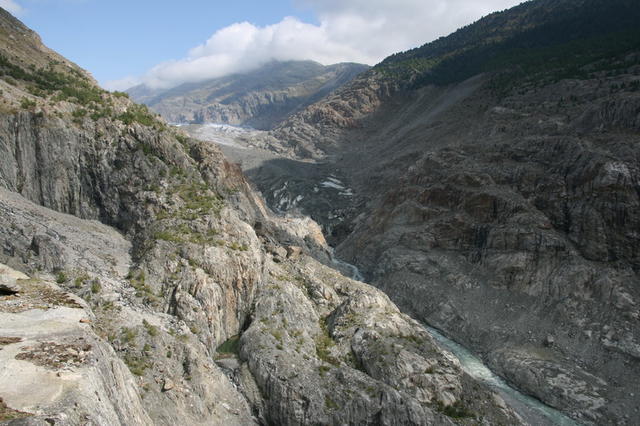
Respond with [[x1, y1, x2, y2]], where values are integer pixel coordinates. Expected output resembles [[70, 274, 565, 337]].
[[106, 0, 521, 91]]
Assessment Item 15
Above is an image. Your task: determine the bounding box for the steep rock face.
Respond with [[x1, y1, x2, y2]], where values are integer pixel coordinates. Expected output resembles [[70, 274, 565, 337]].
[[0, 102, 268, 351], [271, 70, 402, 159], [0, 9, 265, 424], [128, 61, 369, 130], [0, 187, 256, 425], [234, 255, 520, 425], [0, 8, 523, 426], [0, 100, 275, 424], [336, 61, 640, 425]]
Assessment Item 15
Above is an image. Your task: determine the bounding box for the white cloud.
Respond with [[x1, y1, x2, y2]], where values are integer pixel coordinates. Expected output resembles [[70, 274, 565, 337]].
[[0, 0, 24, 15], [106, 0, 522, 91], [299, 0, 522, 56], [103, 75, 141, 92]]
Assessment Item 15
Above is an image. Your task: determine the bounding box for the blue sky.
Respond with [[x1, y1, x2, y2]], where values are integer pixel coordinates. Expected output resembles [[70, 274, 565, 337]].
[[2, 0, 523, 90], [9, 0, 316, 84]]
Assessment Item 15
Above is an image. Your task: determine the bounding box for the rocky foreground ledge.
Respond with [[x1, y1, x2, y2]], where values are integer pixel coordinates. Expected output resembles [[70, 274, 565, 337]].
[[0, 263, 152, 425], [0, 186, 522, 425]]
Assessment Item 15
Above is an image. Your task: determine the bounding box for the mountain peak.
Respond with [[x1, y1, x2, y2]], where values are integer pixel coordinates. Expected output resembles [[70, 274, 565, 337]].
[[128, 59, 370, 129]]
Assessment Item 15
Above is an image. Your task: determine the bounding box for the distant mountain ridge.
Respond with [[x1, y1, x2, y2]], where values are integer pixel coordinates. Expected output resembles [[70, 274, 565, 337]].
[[127, 60, 369, 130]]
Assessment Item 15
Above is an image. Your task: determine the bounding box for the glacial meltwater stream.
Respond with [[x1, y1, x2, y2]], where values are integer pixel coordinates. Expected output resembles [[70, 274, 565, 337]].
[[426, 326, 580, 426], [334, 256, 580, 425]]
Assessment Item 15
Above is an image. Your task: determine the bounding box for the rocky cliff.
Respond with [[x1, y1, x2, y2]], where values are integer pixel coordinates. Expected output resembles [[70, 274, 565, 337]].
[[227, 0, 640, 424], [0, 7, 521, 425], [128, 61, 369, 130]]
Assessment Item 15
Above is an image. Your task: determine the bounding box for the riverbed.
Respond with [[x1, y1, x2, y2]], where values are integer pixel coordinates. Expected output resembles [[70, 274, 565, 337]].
[[334, 255, 580, 425], [426, 326, 580, 426]]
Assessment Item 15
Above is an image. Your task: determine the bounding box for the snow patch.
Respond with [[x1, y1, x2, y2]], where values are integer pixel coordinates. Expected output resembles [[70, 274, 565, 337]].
[[320, 176, 354, 196], [186, 123, 258, 149], [320, 180, 346, 190]]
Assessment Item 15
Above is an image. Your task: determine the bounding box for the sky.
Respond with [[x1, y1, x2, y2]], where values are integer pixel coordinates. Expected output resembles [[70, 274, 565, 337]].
[[2, 0, 524, 91]]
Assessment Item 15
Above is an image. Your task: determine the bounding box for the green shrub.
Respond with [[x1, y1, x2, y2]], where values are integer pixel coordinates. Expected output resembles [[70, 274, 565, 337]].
[[169, 166, 185, 178], [229, 242, 249, 251], [437, 402, 475, 419], [175, 182, 225, 216], [315, 319, 339, 366], [128, 270, 160, 304], [0, 396, 29, 421], [72, 108, 87, 118], [325, 396, 339, 410], [58, 84, 103, 105], [123, 353, 150, 376], [154, 230, 184, 243], [142, 319, 159, 337], [90, 107, 113, 121], [20, 98, 36, 109], [175, 133, 188, 145], [139, 142, 153, 156], [27, 86, 46, 98], [74, 274, 89, 288], [55, 271, 68, 284], [270, 330, 283, 343], [216, 336, 241, 356], [117, 104, 157, 127], [318, 365, 331, 376], [121, 327, 137, 344]]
